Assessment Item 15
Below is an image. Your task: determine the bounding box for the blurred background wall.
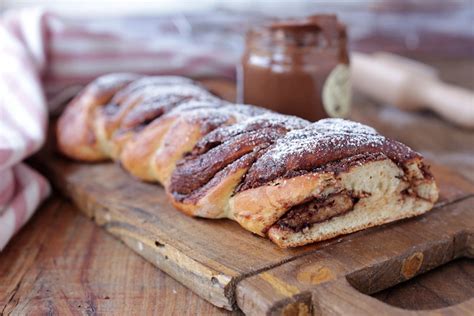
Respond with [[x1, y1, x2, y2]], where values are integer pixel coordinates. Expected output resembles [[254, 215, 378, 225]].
[[1, 0, 473, 57]]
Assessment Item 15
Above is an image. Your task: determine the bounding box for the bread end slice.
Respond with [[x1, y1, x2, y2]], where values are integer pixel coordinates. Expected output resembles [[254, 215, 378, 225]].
[[267, 158, 438, 248]]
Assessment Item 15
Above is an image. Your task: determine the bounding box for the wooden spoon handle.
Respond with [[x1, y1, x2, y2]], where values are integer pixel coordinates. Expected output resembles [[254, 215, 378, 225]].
[[416, 81, 474, 129]]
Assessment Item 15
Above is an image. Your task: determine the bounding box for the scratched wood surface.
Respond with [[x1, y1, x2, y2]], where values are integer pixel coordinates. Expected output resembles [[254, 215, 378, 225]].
[[1, 58, 474, 315], [236, 196, 474, 315], [27, 79, 474, 314], [33, 134, 474, 312], [0, 198, 231, 315]]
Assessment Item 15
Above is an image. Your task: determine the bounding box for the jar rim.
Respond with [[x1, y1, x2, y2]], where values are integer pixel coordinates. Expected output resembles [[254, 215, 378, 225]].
[[246, 14, 346, 50]]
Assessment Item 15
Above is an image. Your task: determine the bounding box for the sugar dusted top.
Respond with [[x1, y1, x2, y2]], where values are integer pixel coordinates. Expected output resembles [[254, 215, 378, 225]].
[[239, 118, 420, 190]]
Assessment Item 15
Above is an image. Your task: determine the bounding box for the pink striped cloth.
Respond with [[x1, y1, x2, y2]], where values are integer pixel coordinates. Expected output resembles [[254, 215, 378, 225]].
[[0, 9, 237, 250]]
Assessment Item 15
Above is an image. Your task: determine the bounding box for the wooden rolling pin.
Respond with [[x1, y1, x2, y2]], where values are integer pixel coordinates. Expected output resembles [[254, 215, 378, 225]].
[[351, 52, 474, 129]]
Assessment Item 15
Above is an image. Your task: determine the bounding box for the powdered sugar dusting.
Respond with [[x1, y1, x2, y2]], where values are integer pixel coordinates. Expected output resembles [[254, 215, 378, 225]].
[[124, 76, 194, 90], [166, 102, 266, 122], [235, 118, 398, 190], [106, 76, 208, 109], [126, 84, 211, 104], [119, 85, 216, 126], [203, 112, 308, 141], [268, 118, 385, 164]]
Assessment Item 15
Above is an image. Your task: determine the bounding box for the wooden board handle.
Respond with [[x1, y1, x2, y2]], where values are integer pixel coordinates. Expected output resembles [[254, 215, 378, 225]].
[[310, 230, 474, 315], [236, 197, 474, 316], [313, 277, 474, 315]]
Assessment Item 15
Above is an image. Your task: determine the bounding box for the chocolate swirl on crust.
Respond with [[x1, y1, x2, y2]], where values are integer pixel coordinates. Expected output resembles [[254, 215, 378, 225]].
[[161, 102, 269, 132], [104, 84, 216, 132], [103, 76, 195, 114], [169, 113, 309, 199], [55, 73, 142, 161], [145, 101, 270, 143], [120, 91, 217, 132], [238, 118, 421, 191], [57, 73, 439, 248]]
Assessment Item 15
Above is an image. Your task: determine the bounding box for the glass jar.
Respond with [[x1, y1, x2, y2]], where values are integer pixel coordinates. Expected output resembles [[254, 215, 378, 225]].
[[238, 15, 350, 121]]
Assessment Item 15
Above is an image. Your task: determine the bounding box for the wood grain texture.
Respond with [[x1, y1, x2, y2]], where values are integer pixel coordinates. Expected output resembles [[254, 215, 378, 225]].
[[36, 128, 474, 314], [236, 197, 474, 315], [230, 55, 474, 314], [2, 58, 473, 315], [0, 198, 233, 315], [373, 258, 474, 310], [11, 201, 468, 316]]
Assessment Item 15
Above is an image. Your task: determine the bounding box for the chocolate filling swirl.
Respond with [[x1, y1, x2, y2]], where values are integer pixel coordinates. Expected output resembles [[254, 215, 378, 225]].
[[169, 113, 309, 199], [238, 119, 421, 191]]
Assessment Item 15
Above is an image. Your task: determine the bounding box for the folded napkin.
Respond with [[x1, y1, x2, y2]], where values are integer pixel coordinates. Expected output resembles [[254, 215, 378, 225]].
[[0, 8, 237, 250]]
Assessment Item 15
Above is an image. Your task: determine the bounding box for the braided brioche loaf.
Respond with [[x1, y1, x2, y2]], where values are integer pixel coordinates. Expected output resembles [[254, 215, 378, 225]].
[[57, 74, 439, 248]]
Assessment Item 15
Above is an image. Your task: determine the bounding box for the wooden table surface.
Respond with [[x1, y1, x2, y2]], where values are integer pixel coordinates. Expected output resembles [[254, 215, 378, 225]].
[[1, 58, 473, 315]]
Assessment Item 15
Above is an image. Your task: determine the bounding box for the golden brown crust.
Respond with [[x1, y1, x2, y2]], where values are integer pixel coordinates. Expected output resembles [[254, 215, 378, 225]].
[[120, 102, 267, 185], [169, 156, 252, 218], [238, 119, 421, 191], [229, 172, 336, 235], [120, 115, 176, 182], [57, 74, 439, 248], [96, 81, 216, 159], [168, 113, 308, 200], [244, 157, 438, 246], [56, 73, 140, 161]]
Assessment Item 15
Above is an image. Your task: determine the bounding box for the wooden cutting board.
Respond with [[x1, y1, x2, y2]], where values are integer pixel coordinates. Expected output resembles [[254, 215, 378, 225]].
[[38, 149, 474, 315], [38, 79, 474, 315]]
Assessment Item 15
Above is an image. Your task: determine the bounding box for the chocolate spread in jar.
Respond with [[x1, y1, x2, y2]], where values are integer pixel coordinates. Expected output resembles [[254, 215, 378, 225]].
[[238, 15, 350, 121]]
